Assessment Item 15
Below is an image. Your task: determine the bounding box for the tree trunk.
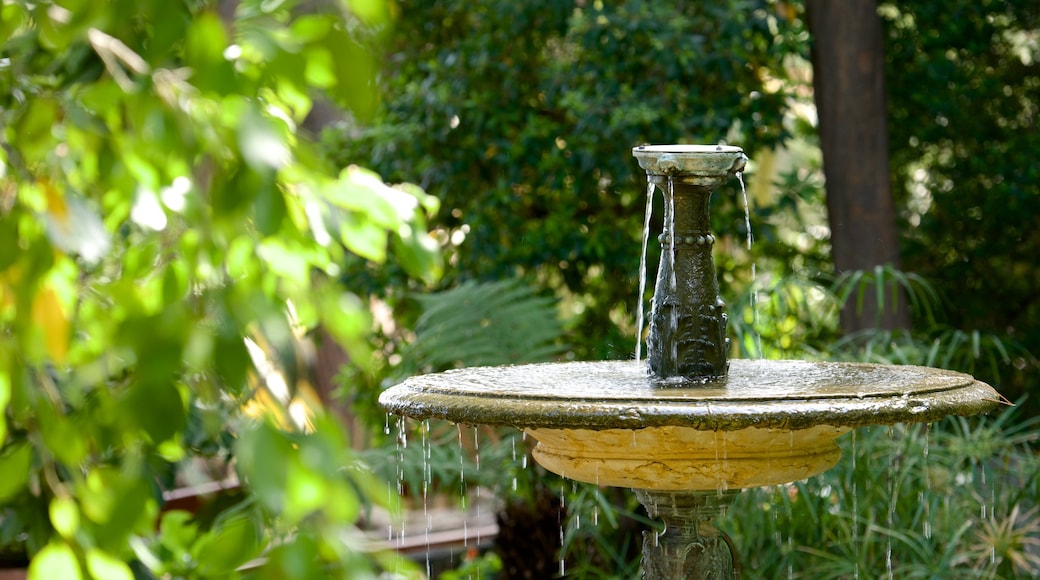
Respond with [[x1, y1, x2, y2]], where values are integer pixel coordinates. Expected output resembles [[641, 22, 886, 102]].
[[807, 0, 909, 333]]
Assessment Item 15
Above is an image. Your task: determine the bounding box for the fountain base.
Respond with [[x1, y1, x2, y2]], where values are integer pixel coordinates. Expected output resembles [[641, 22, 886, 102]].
[[635, 490, 740, 579]]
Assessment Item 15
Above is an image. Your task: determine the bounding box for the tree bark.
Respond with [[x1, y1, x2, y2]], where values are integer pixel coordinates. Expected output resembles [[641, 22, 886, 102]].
[[807, 0, 910, 332]]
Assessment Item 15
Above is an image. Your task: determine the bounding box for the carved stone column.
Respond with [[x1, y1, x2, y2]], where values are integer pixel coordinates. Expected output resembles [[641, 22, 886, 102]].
[[632, 145, 746, 382], [635, 489, 741, 580]]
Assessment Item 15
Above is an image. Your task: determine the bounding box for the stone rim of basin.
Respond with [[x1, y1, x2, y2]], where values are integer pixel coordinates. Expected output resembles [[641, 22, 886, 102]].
[[378, 359, 1001, 432]]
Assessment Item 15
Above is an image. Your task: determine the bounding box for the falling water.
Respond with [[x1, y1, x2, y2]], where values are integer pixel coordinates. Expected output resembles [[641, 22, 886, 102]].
[[474, 427, 483, 548], [457, 424, 468, 552], [667, 177, 678, 368], [851, 430, 859, 580], [737, 171, 764, 358], [421, 420, 432, 578], [511, 436, 518, 491], [636, 180, 656, 364], [559, 484, 567, 576], [922, 423, 932, 539], [737, 172, 753, 251]]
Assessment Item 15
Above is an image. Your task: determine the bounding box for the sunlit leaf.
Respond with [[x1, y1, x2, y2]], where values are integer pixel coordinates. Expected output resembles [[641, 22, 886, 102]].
[[49, 497, 80, 539], [393, 223, 442, 284], [339, 213, 387, 262], [28, 542, 82, 580], [85, 549, 133, 580], [239, 107, 291, 171]]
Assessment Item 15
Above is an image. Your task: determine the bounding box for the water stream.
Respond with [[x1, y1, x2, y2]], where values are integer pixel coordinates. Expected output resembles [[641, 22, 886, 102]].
[[636, 181, 656, 364]]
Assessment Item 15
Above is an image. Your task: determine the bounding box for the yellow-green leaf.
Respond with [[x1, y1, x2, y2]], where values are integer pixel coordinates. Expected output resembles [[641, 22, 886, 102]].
[[85, 549, 133, 580], [28, 542, 82, 580], [50, 496, 80, 539]]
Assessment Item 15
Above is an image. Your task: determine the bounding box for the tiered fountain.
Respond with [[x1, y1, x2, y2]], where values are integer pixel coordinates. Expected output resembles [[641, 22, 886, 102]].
[[379, 145, 1001, 578]]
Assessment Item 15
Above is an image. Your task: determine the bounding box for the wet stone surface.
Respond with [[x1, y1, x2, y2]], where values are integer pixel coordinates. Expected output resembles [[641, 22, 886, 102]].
[[379, 359, 1001, 431]]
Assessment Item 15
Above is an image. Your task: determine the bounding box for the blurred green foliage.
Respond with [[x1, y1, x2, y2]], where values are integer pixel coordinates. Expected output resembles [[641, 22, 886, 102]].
[[1, 0, 437, 576], [883, 0, 1040, 403], [329, 0, 806, 361]]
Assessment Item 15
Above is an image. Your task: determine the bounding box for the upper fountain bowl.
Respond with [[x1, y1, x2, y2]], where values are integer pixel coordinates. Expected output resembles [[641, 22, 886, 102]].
[[633, 144, 747, 177]]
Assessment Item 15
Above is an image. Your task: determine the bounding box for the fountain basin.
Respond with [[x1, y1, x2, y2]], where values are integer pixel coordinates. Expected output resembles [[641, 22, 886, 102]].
[[528, 424, 849, 491], [379, 359, 1001, 491], [633, 144, 747, 178]]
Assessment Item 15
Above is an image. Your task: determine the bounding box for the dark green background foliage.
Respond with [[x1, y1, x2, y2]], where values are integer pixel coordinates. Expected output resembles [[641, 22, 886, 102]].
[[883, 0, 1040, 400], [332, 0, 802, 359]]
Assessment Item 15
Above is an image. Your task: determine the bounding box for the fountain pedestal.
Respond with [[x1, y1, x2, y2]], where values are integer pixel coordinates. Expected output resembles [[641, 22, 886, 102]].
[[635, 145, 747, 381], [635, 490, 739, 580]]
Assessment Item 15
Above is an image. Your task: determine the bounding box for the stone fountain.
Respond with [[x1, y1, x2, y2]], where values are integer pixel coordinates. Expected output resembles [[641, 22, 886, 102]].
[[379, 145, 1002, 578]]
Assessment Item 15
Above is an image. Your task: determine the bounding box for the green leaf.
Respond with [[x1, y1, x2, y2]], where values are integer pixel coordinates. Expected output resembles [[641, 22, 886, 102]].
[[235, 422, 292, 513], [322, 29, 378, 119], [28, 542, 82, 580], [0, 442, 33, 503], [0, 371, 10, 445], [49, 497, 80, 539], [85, 549, 133, 580], [254, 183, 288, 235], [338, 213, 387, 263], [193, 514, 262, 576], [239, 107, 291, 172], [184, 12, 235, 94], [393, 223, 442, 283], [123, 379, 186, 444], [158, 510, 198, 555]]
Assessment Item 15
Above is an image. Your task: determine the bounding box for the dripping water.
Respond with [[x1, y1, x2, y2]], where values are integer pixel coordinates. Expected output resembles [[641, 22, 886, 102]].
[[421, 420, 431, 578], [851, 430, 859, 580], [667, 176, 678, 369], [474, 427, 482, 548], [737, 171, 753, 251], [636, 180, 656, 364], [890, 426, 898, 577], [922, 423, 932, 539], [737, 171, 763, 358], [559, 483, 567, 577], [457, 424, 468, 551], [396, 417, 408, 550], [511, 436, 518, 491]]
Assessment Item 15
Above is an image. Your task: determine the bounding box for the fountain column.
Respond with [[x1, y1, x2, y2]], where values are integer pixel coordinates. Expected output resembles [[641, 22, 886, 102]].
[[634, 146, 747, 381], [635, 490, 740, 579]]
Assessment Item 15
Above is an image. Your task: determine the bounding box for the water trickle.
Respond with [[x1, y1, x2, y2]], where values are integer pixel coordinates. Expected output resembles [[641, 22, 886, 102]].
[[474, 427, 483, 548], [922, 423, 932, 539], [851, 430, 859, 580], [737, 171, 752, 251], [457, 424, 467, 512], [636, 180, 656, 364], [559, 484, 567, 577], [666, 177, 679, 369], [738, 171, 764, 358], [384, 412, 391, 435], [421, 420, 431, 576]]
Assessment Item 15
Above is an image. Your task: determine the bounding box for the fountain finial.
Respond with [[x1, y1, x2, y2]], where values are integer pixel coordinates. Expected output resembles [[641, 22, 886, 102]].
[[633, 145, 746, 382]]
